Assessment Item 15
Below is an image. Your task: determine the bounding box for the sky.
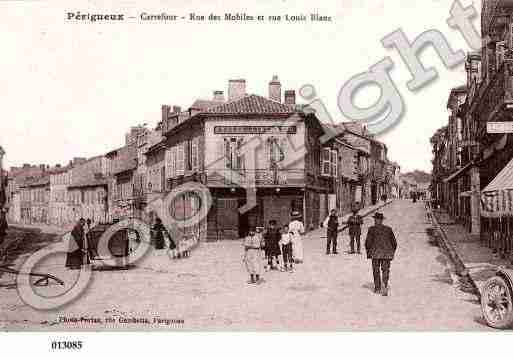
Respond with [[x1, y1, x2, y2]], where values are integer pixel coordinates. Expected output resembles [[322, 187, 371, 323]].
[[0, 0, 481, 173]]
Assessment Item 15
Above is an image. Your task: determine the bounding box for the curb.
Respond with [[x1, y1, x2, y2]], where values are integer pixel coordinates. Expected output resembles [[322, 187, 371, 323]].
[[428, 208, 481, 299]]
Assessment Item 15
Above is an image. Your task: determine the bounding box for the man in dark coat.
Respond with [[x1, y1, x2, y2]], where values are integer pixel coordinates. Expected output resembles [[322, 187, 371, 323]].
[[345, 208, 363, 254], [365, 212, 397, 296], [0, 209, 8, 245], [325, 209, 339, 255], [152, 217, 167, 250], [65, 218, 87, 269]]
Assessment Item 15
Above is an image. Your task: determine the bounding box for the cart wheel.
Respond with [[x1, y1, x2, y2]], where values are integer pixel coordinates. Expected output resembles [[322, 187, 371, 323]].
[[481, 276, 513, 329]]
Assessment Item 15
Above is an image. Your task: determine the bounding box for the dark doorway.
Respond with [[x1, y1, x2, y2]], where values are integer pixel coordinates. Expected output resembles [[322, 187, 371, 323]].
[[238, 198, 249, 238], [371, 183, 377, 205]]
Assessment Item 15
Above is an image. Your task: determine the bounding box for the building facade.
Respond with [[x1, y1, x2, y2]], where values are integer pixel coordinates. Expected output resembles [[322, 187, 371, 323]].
[[49, 167, 72, 226]]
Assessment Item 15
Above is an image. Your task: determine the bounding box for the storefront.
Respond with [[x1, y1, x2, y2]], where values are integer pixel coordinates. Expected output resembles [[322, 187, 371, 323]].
[[206, 187, 305, 241], [480, 156, 513, 258]]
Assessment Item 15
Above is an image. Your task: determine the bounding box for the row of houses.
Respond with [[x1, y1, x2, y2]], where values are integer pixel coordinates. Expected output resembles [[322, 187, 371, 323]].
[[4, 75, 401, 241], [431, 0, 513, 236]]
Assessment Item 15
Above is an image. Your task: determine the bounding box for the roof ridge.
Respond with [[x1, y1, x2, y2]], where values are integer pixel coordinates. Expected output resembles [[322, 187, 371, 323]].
[[203, 93, 254, 112], [204, 93, 296, 114]]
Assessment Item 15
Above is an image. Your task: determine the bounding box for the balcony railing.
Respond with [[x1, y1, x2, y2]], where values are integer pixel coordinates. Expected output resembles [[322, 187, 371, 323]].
[[476, 63, 507, 124], [206, 169, 305, 187]]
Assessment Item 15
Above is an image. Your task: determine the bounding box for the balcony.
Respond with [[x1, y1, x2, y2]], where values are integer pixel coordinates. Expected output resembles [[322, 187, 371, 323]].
[[472, 63, 513, 146], [486, 1, 513, 37], [206, 169, 305, 188]]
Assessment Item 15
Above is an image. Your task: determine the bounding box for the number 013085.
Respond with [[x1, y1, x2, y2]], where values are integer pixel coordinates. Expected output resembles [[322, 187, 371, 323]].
[[51, 341, 83, 350]]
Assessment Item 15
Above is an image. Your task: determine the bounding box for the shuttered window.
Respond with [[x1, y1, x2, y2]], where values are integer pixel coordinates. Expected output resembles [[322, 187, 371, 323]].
[[321, 147, 331, 176], [177, 143, 185, 175], [192, 137, 199, 171], [236, 138, 245, 170], [331, 149, 338, 177]]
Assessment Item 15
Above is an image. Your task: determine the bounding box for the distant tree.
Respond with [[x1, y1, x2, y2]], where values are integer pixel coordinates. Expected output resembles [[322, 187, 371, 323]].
[[403, 170, 431, 184]]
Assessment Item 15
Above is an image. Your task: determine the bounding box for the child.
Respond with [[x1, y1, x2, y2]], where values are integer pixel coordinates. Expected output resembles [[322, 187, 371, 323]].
[[168, 233, 178, 259], [264, 220, 281, 270], [243, 228, 264, 284], [279, 225, 294, 272]]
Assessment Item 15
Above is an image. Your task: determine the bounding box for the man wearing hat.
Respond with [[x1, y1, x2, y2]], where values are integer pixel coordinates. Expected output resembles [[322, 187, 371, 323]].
[[365, 212, 397, 296]]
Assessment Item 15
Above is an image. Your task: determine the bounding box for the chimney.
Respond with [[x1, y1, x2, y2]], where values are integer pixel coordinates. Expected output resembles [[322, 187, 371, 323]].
[[172, 106, 181, 114], [284, 90, 296, 105], [161, 105, 170, 123], [268, 75, 281, 102], [213, 90, 225, 102], [228, 79, 246, 101]]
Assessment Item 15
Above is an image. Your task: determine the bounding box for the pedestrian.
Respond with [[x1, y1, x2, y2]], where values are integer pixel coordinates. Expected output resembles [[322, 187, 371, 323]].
[[243, 227, 264, 284], [0, 209, 8, 244], [264, 220, 281, 270], [279, 224, 294, 272], [323, 209, 339, 255], [345, 207, 363, 254], [65, 218, 87, 269], [84, 218, 93, 259], [364, 212, 397, 296], [289, 211, 305, 263], [152, 217, 167, 250], [168, 232, 177, 259]]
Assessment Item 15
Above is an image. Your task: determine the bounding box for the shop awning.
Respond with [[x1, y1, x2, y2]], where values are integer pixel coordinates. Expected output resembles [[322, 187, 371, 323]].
[[481, 156, 513, 217], [443, 163, 472, 183]]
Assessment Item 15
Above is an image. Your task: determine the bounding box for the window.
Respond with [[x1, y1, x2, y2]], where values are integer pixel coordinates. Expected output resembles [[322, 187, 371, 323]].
[[186, 139, 193, 171], [223, 137, 245, 170], [176, 143, 185, 175], [184, 138, 200, 172], [496, 41, 506, 70], [192, 137, 199, 171], [166, 147, 176, 179], [267, 137, 285, 169], [161, 167, 166, 192], [321, 147, 331, 176], [331, 149, 338, 177]]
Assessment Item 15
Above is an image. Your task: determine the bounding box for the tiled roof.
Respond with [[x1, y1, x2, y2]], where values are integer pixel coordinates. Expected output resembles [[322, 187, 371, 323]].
[[112, 145, 137, 175], [191, 99, 221, 111], [146, 140, 167, 155], [23, 176, 50, 188], [205, 94, 295, 115], [68, 177, 108, 189]]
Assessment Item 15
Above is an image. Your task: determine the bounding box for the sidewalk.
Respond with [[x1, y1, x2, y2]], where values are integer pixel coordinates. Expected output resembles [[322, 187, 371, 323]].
[[431, 208, 513, 296]]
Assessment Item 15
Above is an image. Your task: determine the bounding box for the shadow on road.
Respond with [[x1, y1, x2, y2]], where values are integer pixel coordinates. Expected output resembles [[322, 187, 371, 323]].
[[361, 282, 375, 293]]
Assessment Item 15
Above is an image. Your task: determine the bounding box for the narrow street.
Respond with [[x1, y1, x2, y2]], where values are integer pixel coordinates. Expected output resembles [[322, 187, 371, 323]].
[[1, 200, 489, 330]]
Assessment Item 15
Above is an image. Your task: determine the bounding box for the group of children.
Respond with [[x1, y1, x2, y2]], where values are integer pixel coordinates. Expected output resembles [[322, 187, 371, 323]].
[[243, 218, 304, 285]]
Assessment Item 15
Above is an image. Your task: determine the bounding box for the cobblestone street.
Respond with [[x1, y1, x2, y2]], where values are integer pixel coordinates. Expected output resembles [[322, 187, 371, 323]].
[[1, 200, 490, 330]]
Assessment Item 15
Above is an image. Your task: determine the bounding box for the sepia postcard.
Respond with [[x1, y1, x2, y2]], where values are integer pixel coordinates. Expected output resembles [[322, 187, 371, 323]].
[[1, 0, 513, 355]]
